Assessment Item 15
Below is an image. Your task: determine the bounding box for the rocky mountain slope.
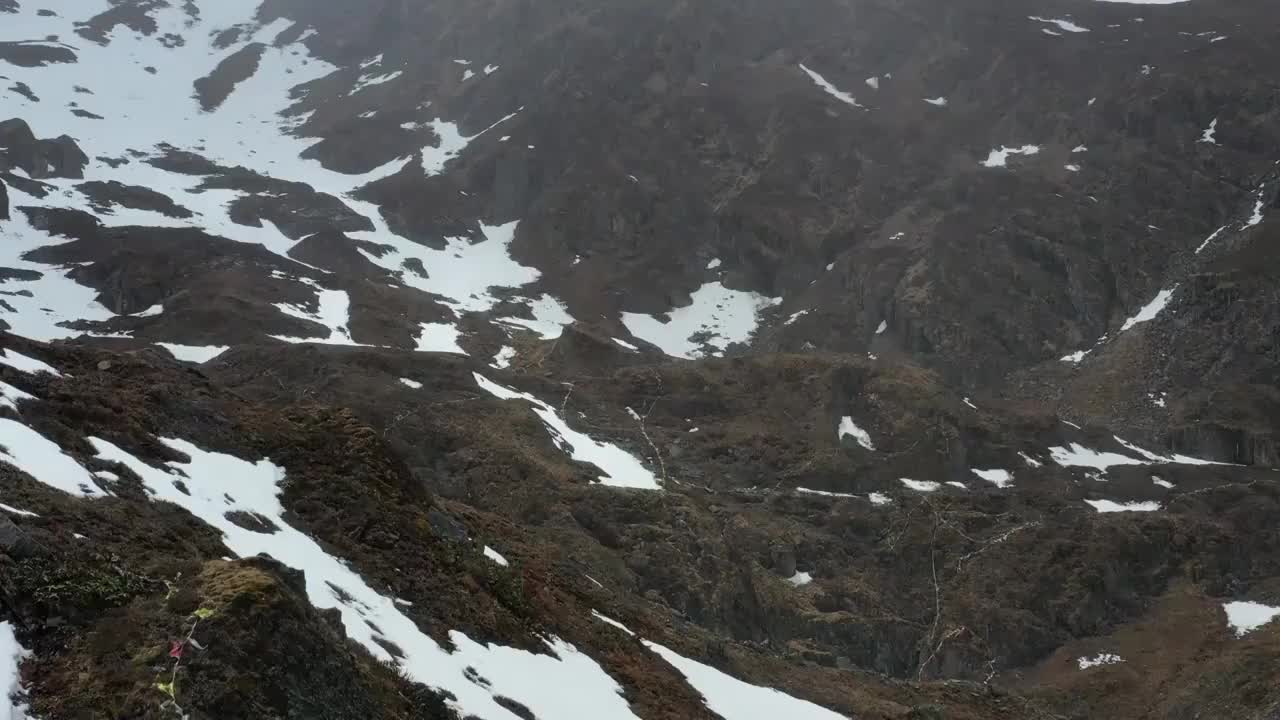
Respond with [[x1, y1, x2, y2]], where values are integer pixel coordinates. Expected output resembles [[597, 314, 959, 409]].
[[1, 0, 1278, 718]]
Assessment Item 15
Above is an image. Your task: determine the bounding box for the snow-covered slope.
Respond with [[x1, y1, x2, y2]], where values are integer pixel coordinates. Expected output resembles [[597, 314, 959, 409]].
[[2, 0, 1279, 718]]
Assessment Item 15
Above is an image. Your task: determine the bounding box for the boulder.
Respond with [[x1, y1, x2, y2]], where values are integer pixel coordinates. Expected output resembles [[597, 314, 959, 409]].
[[0, 514, 45, 559], [0, 118, 41, 177]]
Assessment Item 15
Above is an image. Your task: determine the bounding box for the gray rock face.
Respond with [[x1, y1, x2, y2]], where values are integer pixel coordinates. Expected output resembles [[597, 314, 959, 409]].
[[0, 514, 45, 558], [770, 543, 797, 578], [0, 119, 88, 179], [228, 190, 374, 240], [77, 180, 193, 219], [0, 118, 40, 176], [35, 136, 89, 179], [426, 508, 468, 542], [193, 42, 266, 112], [0, 40, 77, 67]]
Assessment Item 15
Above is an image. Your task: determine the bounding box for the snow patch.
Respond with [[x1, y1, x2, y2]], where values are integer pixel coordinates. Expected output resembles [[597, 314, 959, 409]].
[[1152, 476, 1175, 489], [483, 546, 509, 567], [981, 145, 1040, 168], [798, 64, 862, 108], [271, 280, 357, 345], [589, 613, 847, 718], [621, 282, 780, 359], [359, 218, 567, 332], [0, 382, 36, 412], [900, 478, 940, 493], [1113, 436, 1221, 466], [972, 469, 1013, 488], [1050, 444, 1145, 471], [1085, 499, 1161, 513], [0, 418, 104, 497], [1223, 601, 1280, 637], [868, 492, 893, 506], [875, 320, 887, 335], [1029, 16, 1090, 32], [0, 503, 38, 518], [837, 416, 874, 450], [1077, 653, 1123, 669], [491, 346, 517, 369], [795, 487, 859, 499], [0, 622, 32, 720], [591, 611, 635, 635], [786, 571, 813, 587], [350, 69, 403, 95], [156, 344, 229, 364], [923, 97, 948, 106], [475, 374, 662, 490], [415, 322, 467, 355], [784, 310, 810, 325], [400, 378, 423, 390], [131, 304, 164, 318], [643, 642, 847, 720], [0, 188, 121, 341], [420, 110, 520, 176], [1199, 118, 1218, 144], [1119, 286, 1176, 333], [0, 349, 61, 376], [499, 295, 575, 340], [1195, 225, 1227, 254], [1245, 191, 1265, 227]]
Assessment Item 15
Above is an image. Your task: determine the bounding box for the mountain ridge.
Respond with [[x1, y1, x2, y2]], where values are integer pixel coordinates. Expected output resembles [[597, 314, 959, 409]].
[[1, 0, 1278, 718]]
